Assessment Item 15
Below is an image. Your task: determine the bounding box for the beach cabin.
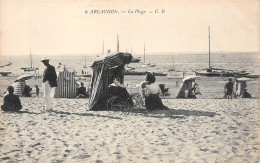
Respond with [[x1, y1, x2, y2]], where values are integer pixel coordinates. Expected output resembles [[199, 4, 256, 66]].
[[176, 75, 200, 99], [54, 67, 79, 98], [88, 52, 132, 110]]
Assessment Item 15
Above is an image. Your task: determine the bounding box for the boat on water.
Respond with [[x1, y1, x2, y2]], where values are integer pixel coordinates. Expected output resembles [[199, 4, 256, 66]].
[[124, 70, 166, 76], [140, 42, 156, 68], [5, 61, 12, 66], [131, 57, 141, 63], [167, 71, 184, 79], [168, 56, 177, 71], [83, 56, 87, 68], [195, 27, 250, 77], [0, 71, 12, 76], [21, 52, 39, 72]]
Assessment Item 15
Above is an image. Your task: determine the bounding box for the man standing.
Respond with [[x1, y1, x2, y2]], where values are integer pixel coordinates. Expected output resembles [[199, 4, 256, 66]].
[[41, 58, 57, 111]]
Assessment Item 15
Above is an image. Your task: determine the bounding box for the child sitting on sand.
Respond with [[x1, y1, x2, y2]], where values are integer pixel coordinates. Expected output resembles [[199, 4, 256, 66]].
[[1, 86, 22, 112]]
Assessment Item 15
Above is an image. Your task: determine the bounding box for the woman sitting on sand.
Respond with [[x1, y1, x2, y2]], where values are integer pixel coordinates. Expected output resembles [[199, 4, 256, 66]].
[[107, 77, 133, 105], [140, 73, 168, 110], [1, 86, 22, 112]]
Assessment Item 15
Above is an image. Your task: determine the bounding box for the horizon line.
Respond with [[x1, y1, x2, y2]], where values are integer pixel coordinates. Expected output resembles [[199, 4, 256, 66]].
[[1, 51, 259, 57]]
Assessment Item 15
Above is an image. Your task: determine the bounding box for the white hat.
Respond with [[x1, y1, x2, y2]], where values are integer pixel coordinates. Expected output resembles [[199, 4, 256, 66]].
[[41, 58, 50, 62]]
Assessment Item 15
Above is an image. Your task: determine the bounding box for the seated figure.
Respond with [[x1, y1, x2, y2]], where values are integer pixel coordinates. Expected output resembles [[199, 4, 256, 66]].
[[1, 86, 22, 112], [22, 85, 32, 97], [140, 73, 168, 110], [107, 77, 133, 105], [76, 82, 89, 98]]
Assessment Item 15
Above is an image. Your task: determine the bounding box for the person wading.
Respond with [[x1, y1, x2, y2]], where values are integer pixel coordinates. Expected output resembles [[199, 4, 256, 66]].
[[41, 58, 57, 111]]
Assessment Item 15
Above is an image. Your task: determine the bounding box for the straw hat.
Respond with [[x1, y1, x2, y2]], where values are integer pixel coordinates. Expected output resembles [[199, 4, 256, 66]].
[[41, 58, 50, 62]]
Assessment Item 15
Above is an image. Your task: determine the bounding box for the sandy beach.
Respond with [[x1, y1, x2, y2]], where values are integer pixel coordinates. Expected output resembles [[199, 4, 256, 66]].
[[0, 97, 259, 163]]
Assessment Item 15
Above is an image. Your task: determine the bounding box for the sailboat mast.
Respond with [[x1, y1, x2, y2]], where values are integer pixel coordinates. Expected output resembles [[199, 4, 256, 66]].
[[102, 37, 104, 54], [144, 42, 146, 64], [117, 34, 119, 52], [30, 51, 32, 68], [172, 56, 174, 68], [208, 26, 211, 69]]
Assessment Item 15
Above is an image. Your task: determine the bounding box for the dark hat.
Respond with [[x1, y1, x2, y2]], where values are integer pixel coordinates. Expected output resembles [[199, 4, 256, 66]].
[[228, 78, 233, 81]]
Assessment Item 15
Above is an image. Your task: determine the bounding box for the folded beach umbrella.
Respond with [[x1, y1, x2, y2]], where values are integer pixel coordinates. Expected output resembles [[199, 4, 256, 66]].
[[14, 74, 33, 82]]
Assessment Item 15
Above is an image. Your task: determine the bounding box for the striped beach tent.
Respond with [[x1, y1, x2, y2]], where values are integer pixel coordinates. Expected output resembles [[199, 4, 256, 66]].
[[54, 67, 79, 98], [88, 52, 132, 110], [11, 81, 26, 97]]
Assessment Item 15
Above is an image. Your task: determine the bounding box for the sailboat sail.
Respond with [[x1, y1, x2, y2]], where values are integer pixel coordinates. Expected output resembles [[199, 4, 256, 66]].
[[21, 51, 39, 72]]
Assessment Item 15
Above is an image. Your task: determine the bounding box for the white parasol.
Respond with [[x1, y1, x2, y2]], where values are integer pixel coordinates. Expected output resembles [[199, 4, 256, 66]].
[[182, 75, 200, 82], [14, 74, 33, 82]]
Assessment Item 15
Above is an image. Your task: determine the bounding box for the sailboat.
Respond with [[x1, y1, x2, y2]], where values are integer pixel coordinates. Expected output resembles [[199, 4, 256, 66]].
[[21, 51, 39, 72], [83, 56, 87, 68], [167, 56, 183, 78], [168, 56, 175, 71], [5, 61, 12, 66], [141, 42, 156, 67], [195, 27, 250, 77]]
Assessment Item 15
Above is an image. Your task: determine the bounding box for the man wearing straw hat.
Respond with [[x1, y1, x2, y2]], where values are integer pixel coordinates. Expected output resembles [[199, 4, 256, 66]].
[[41, 58, 57, 111]]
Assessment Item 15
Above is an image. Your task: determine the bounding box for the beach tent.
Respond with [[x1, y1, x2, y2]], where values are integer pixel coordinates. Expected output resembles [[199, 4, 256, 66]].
[[11, 74, 33, 96], [176, 75, 200, 99], [88, 52, 132, 110], [54, 67, 79, 98], [235, 77, 252, 98], [11, 81, 26, 97]]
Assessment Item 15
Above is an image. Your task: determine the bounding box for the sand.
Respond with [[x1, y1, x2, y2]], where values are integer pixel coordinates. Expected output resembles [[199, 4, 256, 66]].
[[0, 97, 259, 163]]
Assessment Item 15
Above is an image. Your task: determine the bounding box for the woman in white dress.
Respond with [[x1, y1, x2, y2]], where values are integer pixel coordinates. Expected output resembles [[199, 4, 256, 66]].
[[140, 73, 168, 110]]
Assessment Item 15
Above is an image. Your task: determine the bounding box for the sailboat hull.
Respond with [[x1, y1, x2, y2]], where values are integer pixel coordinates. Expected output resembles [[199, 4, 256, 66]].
[[195, 71, 250, 77]]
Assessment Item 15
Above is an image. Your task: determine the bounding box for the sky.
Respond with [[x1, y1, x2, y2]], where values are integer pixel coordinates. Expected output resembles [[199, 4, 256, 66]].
[[0, 0, 259, 56]]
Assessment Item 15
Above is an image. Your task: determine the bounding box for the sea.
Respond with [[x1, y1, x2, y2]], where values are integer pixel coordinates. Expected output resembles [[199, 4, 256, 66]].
[[0, 52, 259, 98]]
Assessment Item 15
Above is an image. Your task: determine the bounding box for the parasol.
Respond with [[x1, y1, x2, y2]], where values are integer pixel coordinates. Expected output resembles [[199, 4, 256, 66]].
[[14, 74, 33, 82], [182, 75, 200, 82]]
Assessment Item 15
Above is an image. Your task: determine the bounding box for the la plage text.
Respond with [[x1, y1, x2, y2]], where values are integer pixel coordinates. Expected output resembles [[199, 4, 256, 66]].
[[85, 9, 165, 15]]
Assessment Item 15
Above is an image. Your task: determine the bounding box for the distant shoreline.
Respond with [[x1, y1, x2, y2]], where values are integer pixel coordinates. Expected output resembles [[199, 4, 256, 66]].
[[1, 51, 259, 58]]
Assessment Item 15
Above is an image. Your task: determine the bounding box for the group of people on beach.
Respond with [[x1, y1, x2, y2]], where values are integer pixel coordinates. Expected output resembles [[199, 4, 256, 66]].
[[224, 77, 252, 100], [1, 58, 57, 112], [107, 73, 168, 110], [1, 57, 252, 112]]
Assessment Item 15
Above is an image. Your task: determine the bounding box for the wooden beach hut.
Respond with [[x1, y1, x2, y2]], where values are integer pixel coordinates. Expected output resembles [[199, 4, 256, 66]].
[[54, 67, 79, 98], [88, 52, 132, 110]]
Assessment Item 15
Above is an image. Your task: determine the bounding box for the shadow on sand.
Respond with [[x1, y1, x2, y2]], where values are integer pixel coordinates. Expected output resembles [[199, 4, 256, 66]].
[[51, 110, 122, 120], [2, 110, 40, 115], [108, 108, 218, 119]]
